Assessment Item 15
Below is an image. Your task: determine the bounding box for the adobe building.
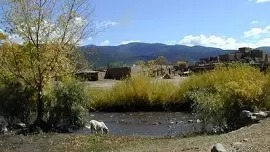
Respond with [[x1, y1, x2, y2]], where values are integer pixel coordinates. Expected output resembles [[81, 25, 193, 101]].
[[76, 70, 99, 81], [104, 67, 131, 80]]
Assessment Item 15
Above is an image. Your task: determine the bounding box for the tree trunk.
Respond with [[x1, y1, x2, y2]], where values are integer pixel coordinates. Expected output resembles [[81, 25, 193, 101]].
[[33, 83, 46, 131], [37, 89, 44, 121]]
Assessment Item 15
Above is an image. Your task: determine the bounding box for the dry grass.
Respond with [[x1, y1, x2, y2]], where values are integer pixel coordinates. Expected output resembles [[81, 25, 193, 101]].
[[88, 74, 186, 111]]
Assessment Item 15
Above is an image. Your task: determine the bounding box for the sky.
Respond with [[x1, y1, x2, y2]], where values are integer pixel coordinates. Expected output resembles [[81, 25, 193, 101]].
[[1, 0, 270, 49], [85, 0, 270, 49]]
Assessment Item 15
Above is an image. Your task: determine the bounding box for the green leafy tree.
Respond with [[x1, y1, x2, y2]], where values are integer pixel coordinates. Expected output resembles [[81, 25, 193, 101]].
[[0, 0, 96, 127]]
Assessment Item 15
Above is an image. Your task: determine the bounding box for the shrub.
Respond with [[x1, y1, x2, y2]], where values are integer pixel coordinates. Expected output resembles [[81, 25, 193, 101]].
[[45, 78, 88, 131], [0, 81, 35, 126], [179, 64, 269, 131]]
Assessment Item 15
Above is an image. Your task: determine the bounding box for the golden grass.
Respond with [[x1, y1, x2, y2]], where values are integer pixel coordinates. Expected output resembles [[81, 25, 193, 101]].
[[88, 74, 180, 111], [88, 64, 270, 112]]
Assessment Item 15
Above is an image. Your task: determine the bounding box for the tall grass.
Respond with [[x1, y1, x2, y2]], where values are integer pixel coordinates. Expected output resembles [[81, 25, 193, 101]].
[[178, 64, 270, 131], [88, 74, 181, 111]]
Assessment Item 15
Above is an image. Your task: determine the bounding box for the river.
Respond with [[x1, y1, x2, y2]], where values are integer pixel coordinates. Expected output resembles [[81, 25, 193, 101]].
[[78, 112, 202, 137]]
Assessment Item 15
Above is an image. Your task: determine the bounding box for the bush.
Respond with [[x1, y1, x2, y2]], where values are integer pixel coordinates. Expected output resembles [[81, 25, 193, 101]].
[[45, 78, 88, 131], [179, 64, 269, 131], [0, 81, 35, 126]]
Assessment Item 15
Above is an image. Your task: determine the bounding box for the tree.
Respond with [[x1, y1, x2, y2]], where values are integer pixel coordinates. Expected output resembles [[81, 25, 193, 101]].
[[0, 0, 96, 128], [155, 56, 168, 74], [177, 61, 188, 68], [155, 56, 168, 66], [146, 60, 157, 77]]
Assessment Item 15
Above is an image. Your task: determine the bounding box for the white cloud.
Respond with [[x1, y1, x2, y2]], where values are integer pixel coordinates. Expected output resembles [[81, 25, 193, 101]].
[[100, 40, 110, 46], [120, 40, 141, 45], [166, 40, 177, 45], [97, 21, 118, 29], [244, 26, 270, 38], [87, 37, 92, 41], [178, 34, 256, 49], [8, 34, 24, 44], [255, 38, 270, 46], [250, 20, 259, 24], [0, 30, 24, 44], [104, 21, 118, 27], [251, 0, 270, 3]]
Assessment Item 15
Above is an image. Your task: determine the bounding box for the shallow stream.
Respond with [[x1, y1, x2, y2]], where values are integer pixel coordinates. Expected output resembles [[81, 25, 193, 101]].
[[78, 112, 202, 137]]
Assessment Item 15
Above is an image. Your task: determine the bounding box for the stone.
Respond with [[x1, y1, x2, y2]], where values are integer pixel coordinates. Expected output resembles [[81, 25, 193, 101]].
[[176, 121, 183, 124], [196, 119, 201, 123], [151, 122, 159, 125], [14, 122, 26, 129], [253, 111, 268, 118], [211, 143, 227, 152], [188, 120, 193, 123], [169, 121, 174, 124], [0, 126, 7, 135], [240, 110, 252, 120], [250, 116, 260, 123], [233, 142, 242, 147]]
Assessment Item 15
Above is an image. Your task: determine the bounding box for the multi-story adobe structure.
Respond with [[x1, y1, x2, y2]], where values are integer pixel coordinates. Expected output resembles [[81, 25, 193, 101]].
[[191, 47, 270, 73]]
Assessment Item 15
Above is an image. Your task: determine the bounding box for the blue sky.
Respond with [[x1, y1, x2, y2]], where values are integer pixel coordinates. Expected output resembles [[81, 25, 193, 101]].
[[86, 0, 270, 49]]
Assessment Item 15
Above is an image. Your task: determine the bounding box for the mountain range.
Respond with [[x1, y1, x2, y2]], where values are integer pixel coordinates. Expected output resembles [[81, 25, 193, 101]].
[[81, 42, 270, 68]]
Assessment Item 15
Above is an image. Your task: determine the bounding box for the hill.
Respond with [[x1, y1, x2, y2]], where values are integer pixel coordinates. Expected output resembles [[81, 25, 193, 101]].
[[80, 43, 227, 67], [258, 46, 270, 52]]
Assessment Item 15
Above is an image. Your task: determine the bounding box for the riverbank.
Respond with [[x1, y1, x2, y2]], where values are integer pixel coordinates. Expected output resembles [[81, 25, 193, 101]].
[[1, 118, 269, 152]]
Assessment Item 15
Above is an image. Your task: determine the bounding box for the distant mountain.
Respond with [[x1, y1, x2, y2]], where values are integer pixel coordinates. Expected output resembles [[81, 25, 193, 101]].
[[80, 42, 228, 67], [258, 47, 270, 52]]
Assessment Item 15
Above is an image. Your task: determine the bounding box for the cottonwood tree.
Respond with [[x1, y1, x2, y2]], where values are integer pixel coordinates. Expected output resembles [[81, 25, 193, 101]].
[[155, 56, 168, 74], [0, 0, 96, 127]]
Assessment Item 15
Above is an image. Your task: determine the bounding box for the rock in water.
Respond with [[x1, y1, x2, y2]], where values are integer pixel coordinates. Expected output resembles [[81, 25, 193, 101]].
[[253, 111, 268, 119], [211, 143, 226, 152], [240, 110, 252, 120], [14, 122, 27, 129]]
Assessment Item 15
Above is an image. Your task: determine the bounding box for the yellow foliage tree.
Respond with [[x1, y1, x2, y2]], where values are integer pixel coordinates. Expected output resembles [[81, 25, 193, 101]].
[[0, 0, 96, 127]]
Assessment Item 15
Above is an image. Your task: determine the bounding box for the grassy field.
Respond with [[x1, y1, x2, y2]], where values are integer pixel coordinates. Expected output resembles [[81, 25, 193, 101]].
[[1, 118, 270, 152]]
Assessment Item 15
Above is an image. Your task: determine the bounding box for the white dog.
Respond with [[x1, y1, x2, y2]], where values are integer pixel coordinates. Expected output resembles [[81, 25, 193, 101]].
[[86, 120, 109, 134]]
